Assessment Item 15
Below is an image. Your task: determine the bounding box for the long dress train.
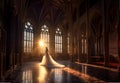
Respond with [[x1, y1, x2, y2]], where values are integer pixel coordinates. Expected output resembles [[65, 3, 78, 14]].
[[40, 47, 65, 67]]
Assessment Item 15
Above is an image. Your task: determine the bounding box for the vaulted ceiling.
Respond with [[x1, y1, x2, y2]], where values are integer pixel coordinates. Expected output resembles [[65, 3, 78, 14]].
[[25, 0, 68, 26]]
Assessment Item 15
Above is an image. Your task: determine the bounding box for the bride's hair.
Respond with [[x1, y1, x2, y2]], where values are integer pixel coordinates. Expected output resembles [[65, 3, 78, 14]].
[[45, 47, 48, 53]]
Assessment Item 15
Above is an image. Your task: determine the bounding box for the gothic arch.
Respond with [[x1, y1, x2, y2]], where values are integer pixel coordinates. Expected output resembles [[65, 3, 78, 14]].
[[24, 18, 36, 28], [90, 11, 102, 38], [108, 1, 118, 33], [108, 1, 119, 62], [89, 11, 103, 59]]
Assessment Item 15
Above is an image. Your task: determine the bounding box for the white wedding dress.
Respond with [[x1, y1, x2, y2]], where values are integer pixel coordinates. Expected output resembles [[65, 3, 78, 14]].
[[40, 47, 65, 67]]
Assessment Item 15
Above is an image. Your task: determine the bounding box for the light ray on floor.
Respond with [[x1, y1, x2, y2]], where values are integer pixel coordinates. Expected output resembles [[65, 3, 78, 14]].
[[63, 67, 106, 83]]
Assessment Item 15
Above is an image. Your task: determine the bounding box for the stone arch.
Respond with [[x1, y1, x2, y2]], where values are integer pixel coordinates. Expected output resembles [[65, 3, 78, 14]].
[[80, 23, 86, 36], [76, 22, 87, 62], [90, 11, 102, 38], [24, 18, 36, 28], [108, 1, 118, 33], [89, 11, 103, 62], [108, 1, 119, 63]]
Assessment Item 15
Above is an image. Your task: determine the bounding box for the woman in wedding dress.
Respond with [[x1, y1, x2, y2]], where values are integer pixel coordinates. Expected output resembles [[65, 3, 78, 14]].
[[40, 47, 65, 67]]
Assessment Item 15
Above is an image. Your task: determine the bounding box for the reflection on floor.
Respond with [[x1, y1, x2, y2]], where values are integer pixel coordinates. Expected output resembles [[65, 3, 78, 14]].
[[94, 62, 119, 68], [63, 67, 105, 83], [6, 61, 120, 83]]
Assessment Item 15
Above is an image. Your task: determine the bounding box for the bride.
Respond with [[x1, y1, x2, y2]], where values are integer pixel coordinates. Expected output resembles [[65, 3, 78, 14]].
[[40, 47, 65, 67]]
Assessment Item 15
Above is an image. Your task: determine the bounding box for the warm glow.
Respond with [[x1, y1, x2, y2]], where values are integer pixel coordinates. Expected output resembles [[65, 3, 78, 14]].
[[39, 40, 45, 47], [38, 66, 48, 83], [22, 69, 33, 83], [40, 55, 65, 67]]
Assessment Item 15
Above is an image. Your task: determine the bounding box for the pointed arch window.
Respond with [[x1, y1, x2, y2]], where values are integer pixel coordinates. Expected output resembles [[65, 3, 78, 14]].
[[40, 25, 49, 49], [24, 22, 33, 52], [67, 33, 70, 54], [81, 34, 87, 54], [55, 28, 62, 53]]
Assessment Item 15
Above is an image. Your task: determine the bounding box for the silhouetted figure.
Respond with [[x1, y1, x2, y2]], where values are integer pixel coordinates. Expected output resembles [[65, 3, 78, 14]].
[[40, 47, 65, 67], [45, 47, 48, 54]]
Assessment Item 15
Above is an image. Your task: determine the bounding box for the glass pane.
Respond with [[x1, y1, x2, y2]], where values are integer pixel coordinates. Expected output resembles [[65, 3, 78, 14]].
[[32, 33, 33, 41], [55, 31, 62, 53], [40, 25, 49, 53], [24, 22, 33, 53], [24, 31, 26, 40], [30, 32, 32, 41], [32, 41, 33, 48]]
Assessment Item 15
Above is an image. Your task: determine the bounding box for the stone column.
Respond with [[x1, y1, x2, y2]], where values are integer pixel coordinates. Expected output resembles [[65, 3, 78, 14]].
[[18, 15, 24, 65], [62, 28, 67, 59], [78, 34, 82, 62], [0, 26, 1, 80], [0, 27, 6, 81], [69, 25, 75, 61], [49, 25, 55, 56], [33, 24, 40, 56], [15, 15, 19, 65], [73, 30, 77, 62], [103, 0, 110, 67], [118, 0, 120, 71], [11, 14, 18, 69], [6, 10, 16, 70], [18, 21, 22, 65], [86, 0, 90, 63], [77, 39, 79, 61]]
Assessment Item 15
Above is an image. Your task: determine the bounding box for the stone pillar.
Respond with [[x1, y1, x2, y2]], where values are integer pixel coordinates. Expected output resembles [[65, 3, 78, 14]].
[[18, 16, 24, 65], [87, 37, 94, 62], [0, 26, 1, 80], [86, 0, 90, 63], [78, 35, 82, 62], [78, 34, 82, 62], [0, 5, 3, 79], [72, 30, 77, 61], [118, 25, 120, 71], [118, 0, 120, 71], [0, 27, 6, 81], [49, 25, 55, 56], [69, 28, 74, 61], [15, 15, 18, 65], [5, 8, 16, 70], [65, 1, 74, 61], [10, 15, 17, 69], [62, 28, 68, 59], [76, 33, 79, 62], [103, 0, 110, 67], [33, 24, 40, 56]]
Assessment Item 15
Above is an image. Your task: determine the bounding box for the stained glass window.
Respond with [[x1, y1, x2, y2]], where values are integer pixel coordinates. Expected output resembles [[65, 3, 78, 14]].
[[55, 28, 62, 53], [40, 25, 49, 49], [24, 22, 33, 52]]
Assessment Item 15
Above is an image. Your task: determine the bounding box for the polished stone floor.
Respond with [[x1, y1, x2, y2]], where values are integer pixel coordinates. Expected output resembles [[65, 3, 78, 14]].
[[6, 61, 120, 83]]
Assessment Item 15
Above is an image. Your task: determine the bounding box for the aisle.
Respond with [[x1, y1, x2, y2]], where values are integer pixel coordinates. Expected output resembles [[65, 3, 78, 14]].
[[6, 61, 106, 83]]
